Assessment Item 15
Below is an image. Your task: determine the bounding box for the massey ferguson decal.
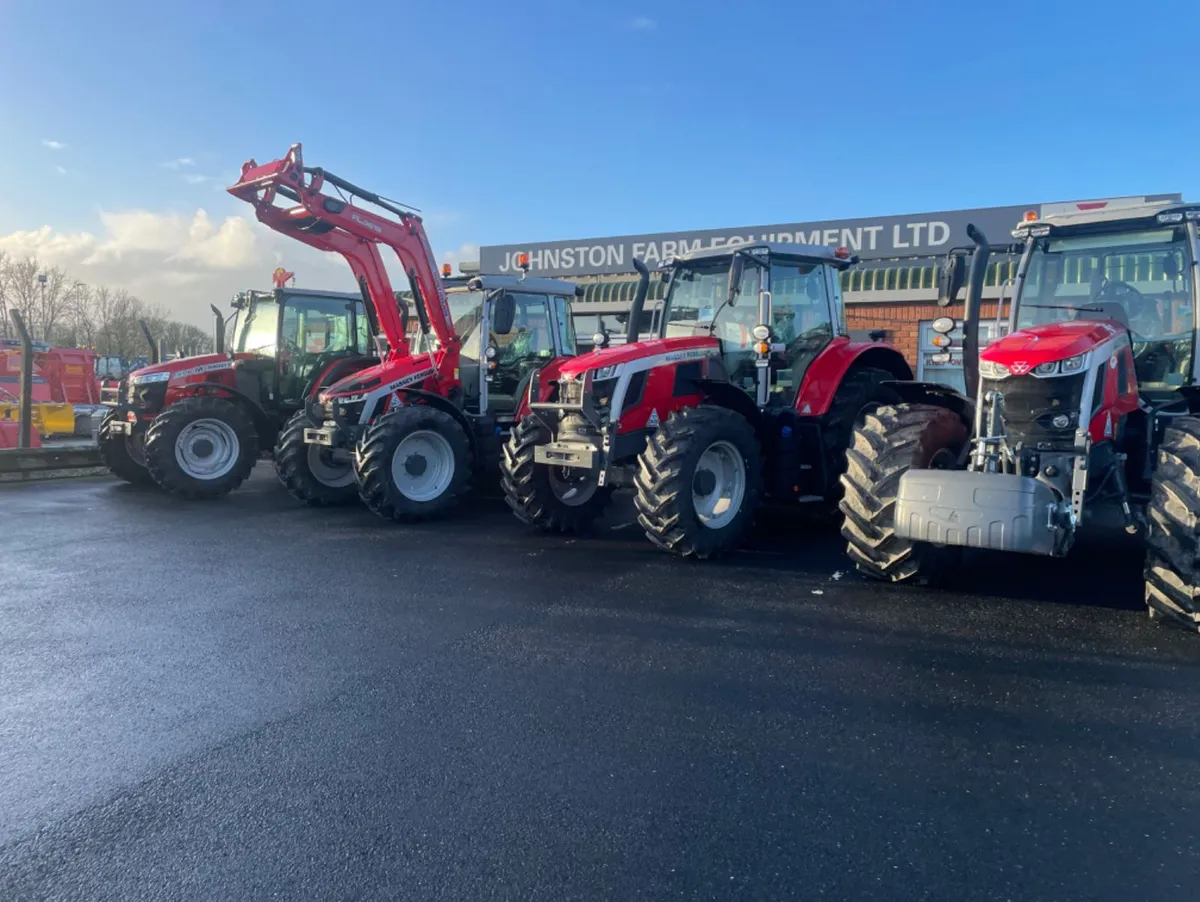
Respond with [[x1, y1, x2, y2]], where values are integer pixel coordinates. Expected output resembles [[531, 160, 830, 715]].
[[385, 366, 437, 392], [1010, 361, 1032, 375], [664, 348, 716, 363], [173, 360, 235, 379]]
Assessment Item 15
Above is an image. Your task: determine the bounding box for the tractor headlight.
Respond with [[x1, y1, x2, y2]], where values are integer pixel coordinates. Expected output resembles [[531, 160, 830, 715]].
[[132, 371, 170, 384], [593, 364, 619, 381], [1061, 353, 1086, 373], [979, 359, 1011, 379], [751, 325, 771, 341], [1034, 361, 1058, 376]]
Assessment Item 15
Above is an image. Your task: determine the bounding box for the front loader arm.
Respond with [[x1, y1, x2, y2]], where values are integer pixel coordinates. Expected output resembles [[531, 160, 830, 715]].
[[227, 144, 458, 374]]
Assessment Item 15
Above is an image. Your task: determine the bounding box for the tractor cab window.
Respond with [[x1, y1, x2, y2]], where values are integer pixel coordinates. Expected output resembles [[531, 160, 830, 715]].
[[276, 294, 366, 403], [236, 297, 280, 355], [768, 261, 835, 408], [445, 290, 487, 411], [488, 292, 558, 413], [1018, 227, 1194, 393], [663, 258, 763, 395], [552, 296, 578, 356]]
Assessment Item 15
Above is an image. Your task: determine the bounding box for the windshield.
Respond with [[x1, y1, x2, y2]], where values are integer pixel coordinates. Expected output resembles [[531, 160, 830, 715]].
[[662, 261, 747, 337], [235, 296, 279, 355], [1017, 226, 1194, 389]]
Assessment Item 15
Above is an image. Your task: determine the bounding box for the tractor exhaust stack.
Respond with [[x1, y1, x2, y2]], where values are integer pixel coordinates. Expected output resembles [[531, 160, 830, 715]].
[[139, 320, 160, 364], [626, 258, 650, 345], [210, 304, 226, 354], [961, 224, 990, 400]]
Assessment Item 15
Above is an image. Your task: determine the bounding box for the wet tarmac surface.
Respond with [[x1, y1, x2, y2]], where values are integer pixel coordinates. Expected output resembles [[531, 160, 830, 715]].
[[2, 468, 1199, 900]]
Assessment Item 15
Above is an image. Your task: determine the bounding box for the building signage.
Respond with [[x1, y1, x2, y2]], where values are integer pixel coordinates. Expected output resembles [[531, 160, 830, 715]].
[[479, 195, 1180, 278]]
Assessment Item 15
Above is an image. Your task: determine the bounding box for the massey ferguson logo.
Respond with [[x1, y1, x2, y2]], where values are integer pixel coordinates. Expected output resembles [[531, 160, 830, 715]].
[[1010, 361, 1032, 375]]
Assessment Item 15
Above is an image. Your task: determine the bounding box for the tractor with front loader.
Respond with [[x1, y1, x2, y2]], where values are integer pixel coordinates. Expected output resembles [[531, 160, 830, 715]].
[[501, 241, 913, 557], [838, 200, 1200, 631], [97, 283, 375, 497], [228, 143, 582, 520]]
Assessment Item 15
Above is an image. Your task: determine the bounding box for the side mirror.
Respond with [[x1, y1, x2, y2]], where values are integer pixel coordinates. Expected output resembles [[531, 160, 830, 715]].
[[492, 292, 516, 335], [937, 254, 966, 308], [726, 253, 745, 305]]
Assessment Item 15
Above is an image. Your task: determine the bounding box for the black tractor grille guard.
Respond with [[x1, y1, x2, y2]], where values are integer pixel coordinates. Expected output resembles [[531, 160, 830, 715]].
[[985, 372, 1087, 447]]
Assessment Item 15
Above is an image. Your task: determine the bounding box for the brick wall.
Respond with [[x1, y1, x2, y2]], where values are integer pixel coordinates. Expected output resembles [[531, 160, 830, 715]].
[[847, 301, 1001, 371]]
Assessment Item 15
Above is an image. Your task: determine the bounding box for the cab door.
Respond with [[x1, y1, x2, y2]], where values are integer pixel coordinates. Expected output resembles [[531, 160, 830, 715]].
[[766, 261, 836, 410]]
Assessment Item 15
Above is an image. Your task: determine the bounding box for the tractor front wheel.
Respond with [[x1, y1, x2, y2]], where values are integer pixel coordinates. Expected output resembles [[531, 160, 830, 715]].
[[274, 409, 359, 507], [143, 396, 258, 500], [97, 409, 153, 487], [354, 405, 473, 523], [634, 405, 763, 559], [501, 415, 613, 533], [1144, 416, 1200, 631], [838, 402, 967, 584]]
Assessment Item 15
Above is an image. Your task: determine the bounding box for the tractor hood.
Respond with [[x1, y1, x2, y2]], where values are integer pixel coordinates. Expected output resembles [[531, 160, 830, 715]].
[[981, 320, 1124, 370], [558, 336, 718, 380], [319, 353, 438, 401], [127, 353, 236, 382]]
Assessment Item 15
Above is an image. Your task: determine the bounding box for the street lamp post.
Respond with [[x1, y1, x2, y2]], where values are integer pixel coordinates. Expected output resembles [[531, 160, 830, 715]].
[[37, 273, 47, 341]]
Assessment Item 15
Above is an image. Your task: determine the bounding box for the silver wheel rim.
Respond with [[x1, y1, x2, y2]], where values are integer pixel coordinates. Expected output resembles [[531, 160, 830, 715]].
[[307, 443, 354, 488], [692, 440, 745, 530], [174, 417, 239, 480], [391, 429, 455, 502], [125, 432, 146, 467]]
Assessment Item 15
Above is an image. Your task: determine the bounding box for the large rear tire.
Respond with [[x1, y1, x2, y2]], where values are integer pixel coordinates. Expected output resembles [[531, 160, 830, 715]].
[[1144, 416, 1200, 631], [634, 405, 763, 559], [501, 415, 613, 533], [274, 409, 359, 507], [97, 409, 153, 487], [354, 405, 473, 523], [144, 397, 258, 500], [838, 402, 968, 584]]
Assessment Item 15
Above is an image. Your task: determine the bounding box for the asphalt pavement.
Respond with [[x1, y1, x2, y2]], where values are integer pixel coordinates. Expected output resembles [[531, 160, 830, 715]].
[[2, 466, 1199, 901]]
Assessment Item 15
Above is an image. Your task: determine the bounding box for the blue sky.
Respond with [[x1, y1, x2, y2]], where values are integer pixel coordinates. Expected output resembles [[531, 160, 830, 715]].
[[2, 0, 1199, 322]]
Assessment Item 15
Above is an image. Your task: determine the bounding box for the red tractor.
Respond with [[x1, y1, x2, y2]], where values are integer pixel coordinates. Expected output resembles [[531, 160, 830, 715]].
[[228, 143, 582, 520], [838, 201, 1200, 631], [501, 242, 912, 557], [97, 284, 375, 497]]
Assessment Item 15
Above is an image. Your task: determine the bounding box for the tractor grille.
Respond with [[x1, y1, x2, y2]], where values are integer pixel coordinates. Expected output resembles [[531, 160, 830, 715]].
[[559, 378, 583, 406], [984, 372, 1087, 447], [127, 380, 167, 411]]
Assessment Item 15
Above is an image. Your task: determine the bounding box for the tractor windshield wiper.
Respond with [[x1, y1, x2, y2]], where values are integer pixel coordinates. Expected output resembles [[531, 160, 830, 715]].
[[1022, 304, 1105, 313]]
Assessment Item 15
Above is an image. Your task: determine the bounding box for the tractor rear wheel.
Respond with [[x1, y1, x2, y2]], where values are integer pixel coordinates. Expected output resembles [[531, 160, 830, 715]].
[[354, 405, 472, 523], [1144, 416, 1200, 631], [634, 405, 763, 559], [97, 409, 153, 486], [274, 409, 359, 507], [501, 415, 613, 533], [144, 396, 258, 500], [838, 402, 967, 584]]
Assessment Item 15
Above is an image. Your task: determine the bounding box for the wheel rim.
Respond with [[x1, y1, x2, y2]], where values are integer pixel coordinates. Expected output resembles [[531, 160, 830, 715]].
[[692, 440, 745, 530], [390, 429, 455, 502], [548, 467, 598, 507], [174, 418, 239, 480], [125, 432, 146, 467], [307, 443, 354, 488]]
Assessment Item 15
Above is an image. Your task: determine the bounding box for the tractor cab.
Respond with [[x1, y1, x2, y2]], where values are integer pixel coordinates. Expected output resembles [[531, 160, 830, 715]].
[[227, 287, 374, 404], [402, 273, 580, 426], [650, 242, 856, 411]]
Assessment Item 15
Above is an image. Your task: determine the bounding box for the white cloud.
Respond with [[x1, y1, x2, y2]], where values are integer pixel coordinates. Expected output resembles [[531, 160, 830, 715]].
[[629, 15, 657, 30], [0, 209, 354, 328], [182, 173, 211, 184], [161, 157, 196, 169], [42, 139, 66, 150], [55, 165, 68, 175], [439, 242, 480, 275]]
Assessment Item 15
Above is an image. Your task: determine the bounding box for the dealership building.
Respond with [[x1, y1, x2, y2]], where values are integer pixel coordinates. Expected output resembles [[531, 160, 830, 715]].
[[470, 193, 1181, 390]]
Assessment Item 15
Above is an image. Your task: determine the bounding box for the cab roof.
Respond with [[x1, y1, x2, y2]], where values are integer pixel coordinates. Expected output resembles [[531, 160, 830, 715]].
[[1013, 200, 1200, 238], [671, 240, 859, 270], [448, 273, 582, 297]]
